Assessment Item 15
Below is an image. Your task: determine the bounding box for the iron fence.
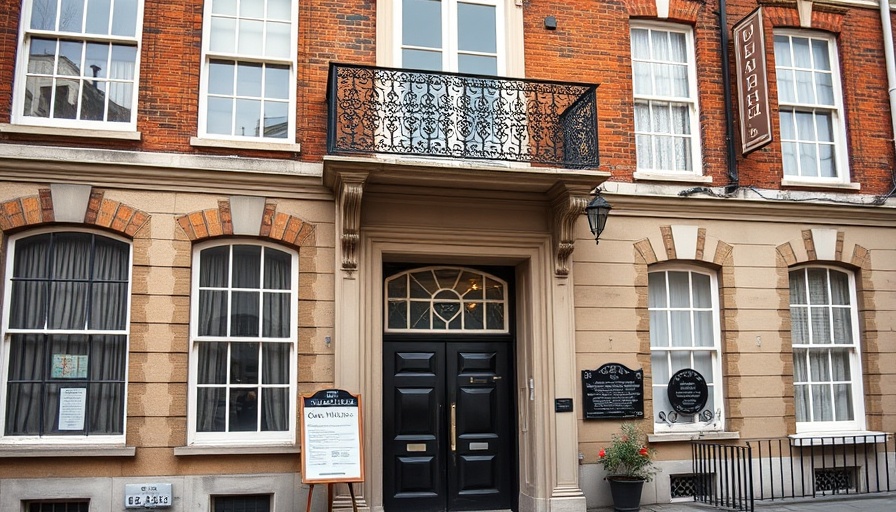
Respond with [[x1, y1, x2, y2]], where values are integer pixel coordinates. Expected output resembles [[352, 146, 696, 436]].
[[692, 433, 894, 511], [326, 62, 600, 168]]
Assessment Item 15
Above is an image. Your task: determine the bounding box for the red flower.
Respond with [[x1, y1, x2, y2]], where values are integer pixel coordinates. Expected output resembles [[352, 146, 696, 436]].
[[639, 447, 649, 456], [599, 449, 606, 458]]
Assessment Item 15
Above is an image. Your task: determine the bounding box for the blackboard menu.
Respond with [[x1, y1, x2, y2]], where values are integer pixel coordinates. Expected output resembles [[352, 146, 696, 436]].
[[581, 363, 644, 420]]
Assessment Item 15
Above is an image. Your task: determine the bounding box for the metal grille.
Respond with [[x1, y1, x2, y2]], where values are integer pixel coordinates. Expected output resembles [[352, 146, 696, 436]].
[[670, 474, 699, 498], [26, 502, 89, 512], [815, 468, 854, 493], [213, 494, 271, 512], [327, 63, 600, 168]]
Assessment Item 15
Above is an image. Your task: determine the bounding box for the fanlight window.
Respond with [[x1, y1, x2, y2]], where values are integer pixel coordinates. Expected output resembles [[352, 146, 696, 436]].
[[385, 267, 507, 332]]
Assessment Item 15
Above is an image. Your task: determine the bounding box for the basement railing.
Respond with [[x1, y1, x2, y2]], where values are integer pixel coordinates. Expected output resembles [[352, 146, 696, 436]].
[[326, 62, 600, 168], [692, 433, 894, 512]]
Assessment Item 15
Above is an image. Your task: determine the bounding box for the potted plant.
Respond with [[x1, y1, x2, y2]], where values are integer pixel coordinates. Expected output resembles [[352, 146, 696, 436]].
[[597, 422, 657, 512]]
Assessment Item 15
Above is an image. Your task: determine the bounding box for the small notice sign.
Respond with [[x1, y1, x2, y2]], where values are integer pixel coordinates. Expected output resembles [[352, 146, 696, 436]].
[[52, 354, 88, 379], [124, 483, 172, 509], [58, 387, 87, 431], [300, 389, 364, 484]]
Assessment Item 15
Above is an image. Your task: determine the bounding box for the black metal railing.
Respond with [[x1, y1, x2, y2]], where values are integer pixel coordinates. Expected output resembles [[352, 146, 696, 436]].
[[692, 433, 894, 511], [326, 62, 599, 168], [693, 441, 754, 511]]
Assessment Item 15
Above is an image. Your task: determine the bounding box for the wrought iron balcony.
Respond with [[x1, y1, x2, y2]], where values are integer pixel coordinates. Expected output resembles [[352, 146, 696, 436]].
[[326, 63, 599, 168]]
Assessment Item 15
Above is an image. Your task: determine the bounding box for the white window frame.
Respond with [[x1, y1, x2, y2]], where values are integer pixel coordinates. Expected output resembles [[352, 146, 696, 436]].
[[380, 0, 523, 76], [774, 30, 849, 184], [11, 0, 144, 131], [392, 0, 507, 75], [648, 266, 724, 434], [187, 240, 298, 446], [630, 21, 703, 177], [0, 229, 132, 445], [789, 266, 865, 434], [196, 0, 298, 146]]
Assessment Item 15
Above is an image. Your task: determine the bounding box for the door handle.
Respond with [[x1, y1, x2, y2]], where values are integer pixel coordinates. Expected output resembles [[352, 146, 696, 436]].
[[450, 402, 457, 453]]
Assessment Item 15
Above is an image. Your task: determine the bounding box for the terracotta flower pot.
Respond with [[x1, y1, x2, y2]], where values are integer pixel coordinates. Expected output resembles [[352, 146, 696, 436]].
[[607, 475, 645, 512]]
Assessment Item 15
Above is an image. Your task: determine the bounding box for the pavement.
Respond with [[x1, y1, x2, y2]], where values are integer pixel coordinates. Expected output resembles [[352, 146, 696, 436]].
[[588, 492, 896, 511]]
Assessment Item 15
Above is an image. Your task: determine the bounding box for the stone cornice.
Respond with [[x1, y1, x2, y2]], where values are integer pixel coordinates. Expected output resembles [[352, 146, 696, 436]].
[[0, 143, 327, 199], [605, 190, 896, 226]]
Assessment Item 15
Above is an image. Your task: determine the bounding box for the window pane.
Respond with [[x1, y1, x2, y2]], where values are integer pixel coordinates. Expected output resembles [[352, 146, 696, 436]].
[[31, 0, 58, 30], [230, 389, 258, 431], [199, 290, 228, 336], [650, 310, 669, 347], [693, 311, 713, 347], [668, 271, 690, 307], [670, 311, 692, 347], [197, 387, 226, 432], [198, 342, 228, 384], [402, 48, 441, 71], [793, 348, 808, 382], [795, 384, 809, 422], [231, 342, 259, 384], [232, 246, 261, 288], [264, 64, 290, 100], [236, 63, 263, 98], [810, 307, 831, 344], [237, 19, 264, 55], [692, 273, 711, 307], [261, 387, 288, 431], [651, 353, 669, 383], [811, 39, 830, 70], [207, 97, 233, 134], [458, 54, 497, 76], [262, 292, 290, 337], [458, 3, 496, 53], [208, 61, 235, 96], [231, 292, 260, 336], [264, 22, 292, 59], [811, 384, 833, 421], [693, 351, 713, 383], [59, 0, 84, 32], [269, 0, 291, 20], [404, 0, 441, 49], [210, 17, 237, 53], [111, 0, 138, 37], [235, 98, 262, 137], [262, 343, 289, 384], [809, 350, 831, 381], [833, 384, 853, 421]]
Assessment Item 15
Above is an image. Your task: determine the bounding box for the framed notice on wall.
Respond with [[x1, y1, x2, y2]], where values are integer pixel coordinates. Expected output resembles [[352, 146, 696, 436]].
[[300, 389, 365, 484]]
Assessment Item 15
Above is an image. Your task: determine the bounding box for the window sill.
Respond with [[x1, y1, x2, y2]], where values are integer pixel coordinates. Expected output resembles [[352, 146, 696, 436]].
[[190, 136, 301, 153], [789, 431, 889, 446], [648, 431, 740, 443], [174, 444, 300, 456], [0, 123, 141, 141], [0, 445, 136, 458], [633, 171, 713, 184], [781, 178, 861, 191]]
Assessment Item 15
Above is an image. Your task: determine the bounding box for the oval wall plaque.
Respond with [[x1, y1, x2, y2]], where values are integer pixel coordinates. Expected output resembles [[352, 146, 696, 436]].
[[667, 369, 708, 415]]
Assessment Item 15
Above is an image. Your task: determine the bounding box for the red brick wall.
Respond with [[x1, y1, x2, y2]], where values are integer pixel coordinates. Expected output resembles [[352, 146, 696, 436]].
[[0, 0, 892, 194]]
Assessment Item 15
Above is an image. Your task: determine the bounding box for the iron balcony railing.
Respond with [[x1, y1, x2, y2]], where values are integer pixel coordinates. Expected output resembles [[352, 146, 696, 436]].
[[326, 62, 599, 168], [692, 433, 894, 512]]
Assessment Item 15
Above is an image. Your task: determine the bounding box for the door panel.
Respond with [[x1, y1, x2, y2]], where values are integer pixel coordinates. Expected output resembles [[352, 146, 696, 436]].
[[384, 340, 514, 512]]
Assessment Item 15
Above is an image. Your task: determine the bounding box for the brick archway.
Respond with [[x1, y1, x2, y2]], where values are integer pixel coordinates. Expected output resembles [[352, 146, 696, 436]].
[[176, 199, 316, 248], [0, 188, 149, 238]]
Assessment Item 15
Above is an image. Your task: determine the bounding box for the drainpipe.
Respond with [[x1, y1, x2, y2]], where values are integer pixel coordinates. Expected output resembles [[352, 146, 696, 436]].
[[881, 0, 896, 195], [719, 0, 739, 195]]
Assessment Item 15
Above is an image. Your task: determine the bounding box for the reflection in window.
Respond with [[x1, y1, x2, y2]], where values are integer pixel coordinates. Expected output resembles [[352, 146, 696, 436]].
[[17, 0, 140, 126], [385, 267, 507, 332]]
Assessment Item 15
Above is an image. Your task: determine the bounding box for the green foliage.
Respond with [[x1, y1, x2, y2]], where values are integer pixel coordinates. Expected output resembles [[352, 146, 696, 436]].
[[597, 423, 657, 481]]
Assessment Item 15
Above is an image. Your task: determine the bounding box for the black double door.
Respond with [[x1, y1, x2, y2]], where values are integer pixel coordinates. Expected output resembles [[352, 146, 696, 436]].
[[383, 339, 516, 512]]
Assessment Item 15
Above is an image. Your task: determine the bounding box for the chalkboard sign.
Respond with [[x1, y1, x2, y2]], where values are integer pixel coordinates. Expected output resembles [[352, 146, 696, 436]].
[[300, 389, 365, 484], [667, 369, 708, 415], [581, 363, 644, 420]]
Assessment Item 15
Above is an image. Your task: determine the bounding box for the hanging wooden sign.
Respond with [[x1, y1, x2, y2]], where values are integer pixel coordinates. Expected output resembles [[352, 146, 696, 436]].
[[300, 389, 365, 484]]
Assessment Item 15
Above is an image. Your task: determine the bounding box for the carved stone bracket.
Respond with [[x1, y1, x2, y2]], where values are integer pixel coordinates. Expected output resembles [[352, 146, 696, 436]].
[[549, 183, 593, 277], [335, 171, 368, 272]]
